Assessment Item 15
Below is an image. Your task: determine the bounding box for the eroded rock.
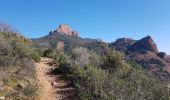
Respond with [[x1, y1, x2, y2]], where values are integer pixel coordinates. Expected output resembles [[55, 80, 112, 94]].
[[130, 36, 158, 53], [51, 24, 79, 37]]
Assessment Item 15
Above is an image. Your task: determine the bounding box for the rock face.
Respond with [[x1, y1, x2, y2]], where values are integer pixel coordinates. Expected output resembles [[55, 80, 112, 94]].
[[112, 35, 170, 80], [112, 36, 158, 53], [112, 38, 136, 53], [157, 52, 169, 61], [51, 24, 79, 37], [56, 41, 65, 51], [130, 36, 158, 53], [126, 50, 170, 80], [56, 24, 72, 35], [168, 56, 170, 62]]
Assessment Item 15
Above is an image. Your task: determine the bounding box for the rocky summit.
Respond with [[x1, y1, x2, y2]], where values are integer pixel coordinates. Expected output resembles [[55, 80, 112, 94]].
[[130, 36, 158, 53], [49, 24, 79, 37], [111, 36, 158, 53], [112, 36, 170, 80], [112, 38, 136, 53]]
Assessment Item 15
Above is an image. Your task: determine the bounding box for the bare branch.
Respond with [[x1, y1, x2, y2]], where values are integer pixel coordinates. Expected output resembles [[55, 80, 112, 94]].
[[0, 22, 17, 33]]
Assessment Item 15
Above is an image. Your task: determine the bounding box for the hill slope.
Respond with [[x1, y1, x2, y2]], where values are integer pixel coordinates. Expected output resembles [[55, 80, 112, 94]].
[[32, 24, 109, 55], [32, 24, 170, 80], [111, 36, 170, 79]]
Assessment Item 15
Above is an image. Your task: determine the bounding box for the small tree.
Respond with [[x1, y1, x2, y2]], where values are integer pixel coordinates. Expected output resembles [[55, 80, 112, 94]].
[[103, 48, 130, 76], [0, 22, 17, 33]]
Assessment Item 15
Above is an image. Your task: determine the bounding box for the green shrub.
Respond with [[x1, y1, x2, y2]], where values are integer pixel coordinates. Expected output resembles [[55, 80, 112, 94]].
[[23, 83, 37, 97], [34, 48, 45, 57], [43, 48, 53, 57], [30, 51, 41, 62], [0, 32, 35, 67], [56, 47, 170, 100], [0, 30, 37, 99], [54, 51, 69, 64], [53, 51, 70, 74], [3, 77, 18, 87], [103, 48, 131, 76], [0, 90, 5, 96], [6, 92, 20, 100], [70, 47, 103, 67], [71, 65, 110, 100]]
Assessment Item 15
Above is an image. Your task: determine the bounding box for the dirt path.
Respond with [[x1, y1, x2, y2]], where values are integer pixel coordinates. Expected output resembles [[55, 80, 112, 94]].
[[35, 57, 78, 100], [35, 57, 56, 100]]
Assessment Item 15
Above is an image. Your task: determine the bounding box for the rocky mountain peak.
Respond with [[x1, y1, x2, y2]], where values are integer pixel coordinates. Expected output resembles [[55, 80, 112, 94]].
[[130, 35, 158, 53], [49, 24, 79, 37], [112, 38, 136, 52], [58, 24, 72, 34]]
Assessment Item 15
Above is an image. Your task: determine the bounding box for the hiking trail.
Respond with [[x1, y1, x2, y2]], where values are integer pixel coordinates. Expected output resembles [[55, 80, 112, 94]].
[[35, 57, 77, 100]]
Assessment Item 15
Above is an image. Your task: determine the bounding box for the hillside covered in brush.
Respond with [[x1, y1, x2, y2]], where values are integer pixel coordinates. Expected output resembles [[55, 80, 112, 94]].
[[33, 24, 170, 80], [110, 36, 170, 80], [32, 24, 109, 55], [0, 23, 170, 100], [0, 23, 40, 99]]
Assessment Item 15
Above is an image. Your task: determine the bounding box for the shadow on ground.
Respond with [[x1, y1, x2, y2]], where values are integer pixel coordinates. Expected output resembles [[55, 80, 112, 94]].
[[47, 65, 79, 100]]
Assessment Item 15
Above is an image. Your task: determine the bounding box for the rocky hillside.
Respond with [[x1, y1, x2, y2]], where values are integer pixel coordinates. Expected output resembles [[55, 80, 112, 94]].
[[32, 24, 109, 55], [111, 36, 170, 80], [33, 24, 170, 80], [0, 32, 39, 99]]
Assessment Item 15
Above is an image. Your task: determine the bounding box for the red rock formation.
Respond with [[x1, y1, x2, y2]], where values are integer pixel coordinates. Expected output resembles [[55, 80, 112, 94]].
[[130, 36, 158, 53], [53, 24, 79, 36], [56, 24, 72, 35]]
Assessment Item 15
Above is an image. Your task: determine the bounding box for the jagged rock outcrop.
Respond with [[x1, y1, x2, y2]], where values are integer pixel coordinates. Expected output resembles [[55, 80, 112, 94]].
[[50, 24, 79, 37], [111, 38, 136, 53], [130, 36, 158, 53], [112, 36, 158, 54], [111, 35, 170, 80], [157, 52, 169, 61]]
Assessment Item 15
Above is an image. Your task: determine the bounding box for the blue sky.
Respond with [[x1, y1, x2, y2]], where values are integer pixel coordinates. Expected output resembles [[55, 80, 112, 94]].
[[0, 0, 170, 54]]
